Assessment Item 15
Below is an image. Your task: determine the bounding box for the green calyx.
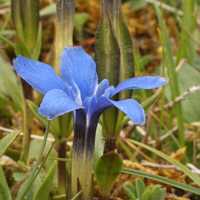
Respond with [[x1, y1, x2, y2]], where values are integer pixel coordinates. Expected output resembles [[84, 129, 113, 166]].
[[95, 0, 134, 141]]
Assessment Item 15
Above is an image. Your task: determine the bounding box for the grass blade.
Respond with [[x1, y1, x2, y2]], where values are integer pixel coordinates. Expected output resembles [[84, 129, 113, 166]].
[[122, 168, 200, 195], [0, 130, 20, 158], [129, 139, 200, 186]]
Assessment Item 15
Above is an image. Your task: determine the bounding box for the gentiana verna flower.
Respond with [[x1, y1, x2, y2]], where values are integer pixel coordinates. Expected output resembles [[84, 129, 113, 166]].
[[14, 46, 166, 197], [14, 46, 166, 125]]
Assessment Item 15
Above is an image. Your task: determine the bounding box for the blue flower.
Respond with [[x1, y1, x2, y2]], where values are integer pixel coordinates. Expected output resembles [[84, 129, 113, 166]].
[[14, 46, 166, 126], [14, 46, 166, 197]]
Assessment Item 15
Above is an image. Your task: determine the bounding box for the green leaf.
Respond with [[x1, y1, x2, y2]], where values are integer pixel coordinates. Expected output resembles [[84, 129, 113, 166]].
[[28, 139, 52, 163], [40, 3, 56, 17], [0, 0, 10, 2], [0, 93, 17, 116], [141, 189, 151, 200], [95, 152, 123, 198], [95, 13, 120, 88], [122, 168, 200, 196], [135, 178, 145, 199], [17, 121, 51, 200], [26, 100, 57, 136], [139, 55, 152, 70], [17, 176, 41, 200], [153, 0, 184, 146], [21, 0, 39, 50], [4, 76, 23, 112], [166, 63, 200, 123], [0, 166, 12, 200], [93, 124, 105, 166], [14, 37, 32, 58], [124, 0, 148, 11], [32, 23, 42, 60], [11, 0, 24, 40], [95, 10, 120, 136], [74, 13, 88, 41], [114, 11, 135, 133], [149, 185, 161, 200], [0, 130, 20, 158], [121, 88, 164, 127], [0, 54, 17, 95], [33, 161, 57, 200], [129, 139, 200, 186], [193, 58, 200, 71], [123, 184, 136, 200], [151, 187, 166, 200], [13, 172, 27, 182], [176, 1, 195, 64]]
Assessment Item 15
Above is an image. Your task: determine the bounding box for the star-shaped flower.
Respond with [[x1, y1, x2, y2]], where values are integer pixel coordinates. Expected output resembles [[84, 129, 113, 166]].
[[14, 46, 166, 125]]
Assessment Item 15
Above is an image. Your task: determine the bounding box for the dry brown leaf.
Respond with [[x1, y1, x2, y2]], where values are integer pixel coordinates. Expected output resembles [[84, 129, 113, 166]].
[[170, 147, 186, 162], [166, 193, 190, 200], [0, 155, 20, 169]]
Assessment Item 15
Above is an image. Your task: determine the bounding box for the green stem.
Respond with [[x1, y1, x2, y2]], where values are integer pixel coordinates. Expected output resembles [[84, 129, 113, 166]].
[[18, 121, 50, 200], [20, 85, 29, 162], [0, 35, 15, 48], [1, 12, 11, 31], [33, 140, 56, 183], [20, 105, 29, 162]]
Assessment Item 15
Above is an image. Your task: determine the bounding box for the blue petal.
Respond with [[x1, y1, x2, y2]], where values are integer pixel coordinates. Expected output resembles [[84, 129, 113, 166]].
[[38, 89, 84, 120], [84, 94, 145, 125], [63, 75, 82, 104], [60, 46, 98, 101], [112, 76, 167, 96], [83, 85, 115, 116], [95, 79, 109, 100], [109, 99, 145, 125], [83, 95, 113, 118], [14, 55, 64, 94]]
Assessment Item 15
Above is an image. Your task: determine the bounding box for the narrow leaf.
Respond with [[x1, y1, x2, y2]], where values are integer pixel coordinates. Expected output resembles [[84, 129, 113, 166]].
[[130, 139, 200, 186], [32, 23, 42, 60], [0, 130, 20, 158], [4, 76, 23, 112], [122, 168, 200, 195], [14, 37, 32, 58], [0, 166, 12, 200], [11, 0, 24, 39], [26, 100, 57, 136], [33, 161, 57, 200], [21, 0, 39, 50], [17, 176, 41, 200], [153, 0, 184, 146], [0, 54, 17, 95]]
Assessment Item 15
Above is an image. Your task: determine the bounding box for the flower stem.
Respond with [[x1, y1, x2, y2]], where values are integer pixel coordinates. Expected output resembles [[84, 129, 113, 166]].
[[58, 141, 67, 195], [103, 137, 116, 154], [20, 84, 30, 162]]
